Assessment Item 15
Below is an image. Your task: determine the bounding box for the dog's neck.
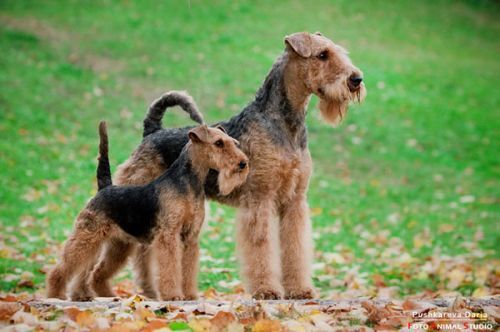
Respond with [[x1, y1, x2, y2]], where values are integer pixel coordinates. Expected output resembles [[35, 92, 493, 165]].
[[186, 144, 210, 181], [252, 53, 310, 146], [283, 55, 312, 113], [156, 145, 207, 194]]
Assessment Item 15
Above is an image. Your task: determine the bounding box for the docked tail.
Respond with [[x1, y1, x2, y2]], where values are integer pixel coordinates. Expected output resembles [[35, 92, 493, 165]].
[[143, 90, 204, 138], [97, 121, 112, 191]]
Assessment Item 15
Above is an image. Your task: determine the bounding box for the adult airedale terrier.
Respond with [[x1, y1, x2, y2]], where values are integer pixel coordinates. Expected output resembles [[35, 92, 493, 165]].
[[88, 31, 366, 300], [46, 120, 249, 301]]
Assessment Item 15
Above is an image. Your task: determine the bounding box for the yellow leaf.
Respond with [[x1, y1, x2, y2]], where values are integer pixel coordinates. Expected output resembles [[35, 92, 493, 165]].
[[189, 318, 212, 332], [447, 269, 465, 289], [203, 288, 218, 299], [310, 207, 323, 217], [64, 307, 82, 321], [135, 307, 156, 321], [438, 224, 454, 233], [472, 287, 490, 297], [210, 311, 236, 330], [253, 319, 282, 332], [76, 311, 95, 327]]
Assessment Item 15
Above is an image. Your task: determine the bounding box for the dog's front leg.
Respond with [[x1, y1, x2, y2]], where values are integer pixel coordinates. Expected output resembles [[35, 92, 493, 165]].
[[181, 237, 200, 300], [279, 194, 316, 299], [236, 202, 283, 299], [181, 214, 203, 300], [154, 231, 183, 301]]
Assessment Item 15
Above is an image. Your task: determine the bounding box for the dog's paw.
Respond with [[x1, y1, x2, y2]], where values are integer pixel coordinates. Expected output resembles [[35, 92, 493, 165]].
[[284, 287, 317, 300], [160, 294, 183, 301], [70, 294, 94, 302], [92, 287, 115, 298], [141, 289, 158, 300], [252, 288, 283, 300], [183, 294, 198, 301]]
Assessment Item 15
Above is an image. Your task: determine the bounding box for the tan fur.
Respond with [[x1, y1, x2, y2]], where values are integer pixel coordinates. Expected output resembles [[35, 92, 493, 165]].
[[114, 142, 166, 186], [285, 33, 366, 125], [132, 244, 157, 298], [73, 143, 166, 299], [87, 32, 365, 300], [48, 125, 248, 301], [231, 33, 364, 298], [90, 238, 135, 297], [46, 210, 115, 299]]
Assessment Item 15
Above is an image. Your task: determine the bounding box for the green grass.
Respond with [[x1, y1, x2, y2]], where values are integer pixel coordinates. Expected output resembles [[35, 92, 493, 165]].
[[1, 0, 499, 297]]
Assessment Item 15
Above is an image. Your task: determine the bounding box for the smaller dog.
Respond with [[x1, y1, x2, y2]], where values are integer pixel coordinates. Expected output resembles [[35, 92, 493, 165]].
[[46, 120, 249, 300]]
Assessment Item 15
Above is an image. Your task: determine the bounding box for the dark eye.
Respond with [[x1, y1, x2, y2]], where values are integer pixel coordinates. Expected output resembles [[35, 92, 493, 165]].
[[317, 51, 328, 61], [214, 140, 224, 148]]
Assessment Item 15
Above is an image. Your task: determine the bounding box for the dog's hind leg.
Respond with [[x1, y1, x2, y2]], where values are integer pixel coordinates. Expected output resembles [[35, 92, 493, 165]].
[[47, 212, 109, 300], [90, 237, 135, 298], [132, 244, 158, 299], [69, 265, 96, 301]]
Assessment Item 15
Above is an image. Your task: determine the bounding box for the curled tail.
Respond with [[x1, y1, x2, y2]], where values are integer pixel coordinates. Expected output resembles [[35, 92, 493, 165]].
[[143, 90, 204, 137], [97, 121, 112, 191]]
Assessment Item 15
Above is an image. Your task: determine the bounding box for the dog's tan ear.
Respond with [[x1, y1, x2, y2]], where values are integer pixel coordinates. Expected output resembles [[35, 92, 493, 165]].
[[188, 124, 209, 143], [215, 125, 227, 134], [284, 32, 312, 58]]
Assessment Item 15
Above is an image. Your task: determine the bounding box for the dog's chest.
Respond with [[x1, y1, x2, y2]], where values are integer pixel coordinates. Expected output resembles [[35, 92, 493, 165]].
[[275, 151, 305, 201]]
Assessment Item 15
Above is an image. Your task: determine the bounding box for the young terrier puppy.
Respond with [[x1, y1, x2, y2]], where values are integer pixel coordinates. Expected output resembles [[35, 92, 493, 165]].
[[46, 121, 249, 301]]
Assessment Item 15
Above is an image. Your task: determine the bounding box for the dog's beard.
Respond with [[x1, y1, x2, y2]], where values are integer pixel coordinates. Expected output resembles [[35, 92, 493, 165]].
[[318, 80, 366, 125], [218, 168, 248, 196]]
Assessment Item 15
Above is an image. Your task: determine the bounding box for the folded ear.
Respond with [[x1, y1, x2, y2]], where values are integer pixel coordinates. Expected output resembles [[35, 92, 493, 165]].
[[284, 32, 312, 58], [188, 124, 209, 143], [215, 125, 227, 134]]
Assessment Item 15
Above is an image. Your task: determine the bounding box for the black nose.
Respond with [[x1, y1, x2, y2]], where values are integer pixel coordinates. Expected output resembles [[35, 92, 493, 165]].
[[349, 75, 363, 88], [238, 161, 247, 169]]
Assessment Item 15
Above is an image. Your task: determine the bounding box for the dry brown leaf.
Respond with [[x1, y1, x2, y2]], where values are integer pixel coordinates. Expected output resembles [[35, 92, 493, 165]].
[[16, 280, 35, 288], [0, 295, 20, 302], [203, 287, 219, 299], [482, 306, 500, 323], [172, 312, 188, 321], [210, 310, 236, 329], [109, 321, 144, 331], [64, 306, 82, 321], [135, 307, 156, 321], [76, 310, 95, 327], [447, 269, 466, 289], [142, 318, 169, 331], [372, 274, 386, 287], [0, 301, 22, 321]]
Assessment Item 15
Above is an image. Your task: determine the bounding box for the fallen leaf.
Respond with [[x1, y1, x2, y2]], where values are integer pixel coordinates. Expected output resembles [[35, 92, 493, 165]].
[[482, 306, 500, 323], [252, 319, 282, 332], [64, 306, 82, 321], [0, 301, 22, 321], [210, 310, 236, 329], [76, 310, 95, 327]]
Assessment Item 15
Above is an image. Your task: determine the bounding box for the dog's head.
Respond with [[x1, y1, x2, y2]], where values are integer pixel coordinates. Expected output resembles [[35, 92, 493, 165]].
[[188, 124, 249, 195], [284, 31, 366, 125]]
